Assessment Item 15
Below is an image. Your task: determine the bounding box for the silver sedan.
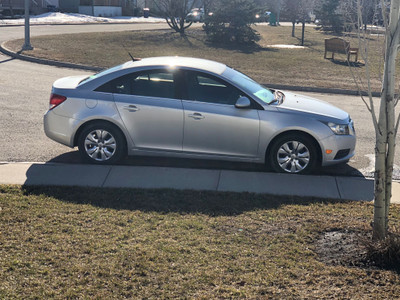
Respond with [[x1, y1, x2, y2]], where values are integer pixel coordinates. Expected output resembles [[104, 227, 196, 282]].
[[44, 56, 356, 174]]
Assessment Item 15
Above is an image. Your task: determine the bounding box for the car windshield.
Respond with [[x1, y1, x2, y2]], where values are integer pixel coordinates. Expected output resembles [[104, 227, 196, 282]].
[[79, 62, 128, 85], [223, 67, 275, 104]]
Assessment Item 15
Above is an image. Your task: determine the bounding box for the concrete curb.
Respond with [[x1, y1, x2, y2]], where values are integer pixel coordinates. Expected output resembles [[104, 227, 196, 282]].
[[0, 40, 381, 97], [1, 162, 399, 204]]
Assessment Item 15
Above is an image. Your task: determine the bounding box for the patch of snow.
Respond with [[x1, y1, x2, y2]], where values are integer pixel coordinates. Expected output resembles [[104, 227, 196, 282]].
[[268, 44, 306, 49], [359, 153, 400, 180], [0, 12, 165, 25]]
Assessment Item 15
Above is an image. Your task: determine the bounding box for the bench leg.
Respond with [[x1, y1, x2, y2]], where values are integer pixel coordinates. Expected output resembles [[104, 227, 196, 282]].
[[348, 53, 358, 62], [324, 51, 334, 59]]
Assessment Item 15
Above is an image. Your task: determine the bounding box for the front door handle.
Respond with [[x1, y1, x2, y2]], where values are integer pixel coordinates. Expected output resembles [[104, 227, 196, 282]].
[[188, 112, 205, 120], [123, 105, 139, 112]]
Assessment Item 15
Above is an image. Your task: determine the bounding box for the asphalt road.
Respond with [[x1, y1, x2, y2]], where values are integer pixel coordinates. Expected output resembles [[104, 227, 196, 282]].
[[0, 23, 398, 178]]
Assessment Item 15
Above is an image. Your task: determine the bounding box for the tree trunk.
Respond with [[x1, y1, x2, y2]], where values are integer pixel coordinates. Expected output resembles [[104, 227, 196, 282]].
[[301, 21, 305, 46], [373, 0, 400, 240], [291, 21, 295, 37], [374, 134, 388, 240]]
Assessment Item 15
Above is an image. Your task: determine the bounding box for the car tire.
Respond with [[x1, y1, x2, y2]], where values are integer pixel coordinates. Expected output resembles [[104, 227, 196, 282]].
[[269, 133, 317, 174], [78, 122, 126, 165]]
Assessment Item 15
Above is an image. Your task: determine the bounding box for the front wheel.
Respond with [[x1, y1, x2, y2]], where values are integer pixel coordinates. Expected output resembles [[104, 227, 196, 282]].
[[78, 122, 126, 165], [269, 134, 317, 174]]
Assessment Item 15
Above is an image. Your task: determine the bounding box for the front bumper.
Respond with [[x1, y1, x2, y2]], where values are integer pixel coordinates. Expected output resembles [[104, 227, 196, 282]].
[[320, 133, 356, 166]]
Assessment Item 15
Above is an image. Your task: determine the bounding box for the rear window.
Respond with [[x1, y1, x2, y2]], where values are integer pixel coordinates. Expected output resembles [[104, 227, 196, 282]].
[[79, 63, 128, 85]]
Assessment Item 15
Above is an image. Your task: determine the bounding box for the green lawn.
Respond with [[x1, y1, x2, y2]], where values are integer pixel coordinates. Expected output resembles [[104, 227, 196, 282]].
[[1, 185, 400, 298], [6, 25, 386, 92]]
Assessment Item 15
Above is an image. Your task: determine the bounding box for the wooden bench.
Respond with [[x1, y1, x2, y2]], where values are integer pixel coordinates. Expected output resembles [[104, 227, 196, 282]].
[[324, 38, 359, 62]]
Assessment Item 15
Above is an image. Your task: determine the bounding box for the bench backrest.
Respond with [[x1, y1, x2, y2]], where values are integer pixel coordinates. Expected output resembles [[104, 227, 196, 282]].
[[325, 38, 350, 54]]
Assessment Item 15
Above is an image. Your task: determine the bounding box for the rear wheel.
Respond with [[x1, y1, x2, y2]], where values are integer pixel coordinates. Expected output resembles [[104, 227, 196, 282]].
[[269, 134, 317, 174], [78, 122, 126, 165]]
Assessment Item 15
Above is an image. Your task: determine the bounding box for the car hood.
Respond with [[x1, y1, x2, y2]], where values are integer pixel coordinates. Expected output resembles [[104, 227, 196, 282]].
[[276, 91, 349, 121]]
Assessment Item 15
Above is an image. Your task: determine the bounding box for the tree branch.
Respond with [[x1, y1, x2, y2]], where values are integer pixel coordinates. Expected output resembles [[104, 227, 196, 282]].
[[349, 0, 379, 131]]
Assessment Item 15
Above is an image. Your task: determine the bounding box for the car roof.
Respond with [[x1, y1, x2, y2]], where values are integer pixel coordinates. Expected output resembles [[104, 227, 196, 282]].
[[120, 56, 227, 75]]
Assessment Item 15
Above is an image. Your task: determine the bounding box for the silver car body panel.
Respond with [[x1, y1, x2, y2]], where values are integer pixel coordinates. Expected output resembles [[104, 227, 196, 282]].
[[113, 94, 184, 151], [44, 56, 356, 167], [182, 100, 260, 158], [277, 92, 349, 121]]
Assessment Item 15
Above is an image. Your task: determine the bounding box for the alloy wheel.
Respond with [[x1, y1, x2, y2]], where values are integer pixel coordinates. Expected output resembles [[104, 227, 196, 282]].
[[276, 141, 310, 173], [84, 129, 116, 162]]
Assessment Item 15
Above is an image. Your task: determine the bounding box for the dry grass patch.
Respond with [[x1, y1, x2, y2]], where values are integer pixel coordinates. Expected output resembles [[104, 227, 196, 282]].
[[1, 185, 400, 298], [5, 25, 387, 91]]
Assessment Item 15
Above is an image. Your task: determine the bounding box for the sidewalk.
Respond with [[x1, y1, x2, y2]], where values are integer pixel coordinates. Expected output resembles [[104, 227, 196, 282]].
[[1, 162, 399, 203]]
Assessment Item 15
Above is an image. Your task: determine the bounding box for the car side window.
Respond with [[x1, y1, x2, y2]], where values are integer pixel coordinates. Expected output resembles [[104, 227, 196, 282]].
[[96, 70, 176, 99], [132, 72, 175, 98], [185, 71, 243, 105]]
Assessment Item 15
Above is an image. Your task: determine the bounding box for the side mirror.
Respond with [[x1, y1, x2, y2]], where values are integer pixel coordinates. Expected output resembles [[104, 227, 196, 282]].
[[235, 96, 251, 109]]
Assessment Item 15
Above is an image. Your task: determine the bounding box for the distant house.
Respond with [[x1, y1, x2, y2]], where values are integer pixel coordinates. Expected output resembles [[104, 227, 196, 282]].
[[59, 0, 79, 13], [0, 0, 59, 16], [58, 0, 202, 17], [59, 0, 146, 17]]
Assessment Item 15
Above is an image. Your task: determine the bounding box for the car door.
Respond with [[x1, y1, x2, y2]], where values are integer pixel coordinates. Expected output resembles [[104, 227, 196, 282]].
[[182, 71, 260, 158], [109, 69, 184, 151]]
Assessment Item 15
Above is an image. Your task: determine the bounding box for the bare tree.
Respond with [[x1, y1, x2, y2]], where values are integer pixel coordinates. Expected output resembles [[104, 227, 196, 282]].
[[153, 0, 198, 35], [283, 0, 300, 36], [352, 0, 400, 240], [282, 0, 316, 45], [371, 0, 400, 240], [340, 0, 378, 31]]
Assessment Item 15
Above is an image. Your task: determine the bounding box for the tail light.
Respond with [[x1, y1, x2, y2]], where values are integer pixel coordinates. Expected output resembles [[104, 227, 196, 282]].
[[49, 93, 67, 110]]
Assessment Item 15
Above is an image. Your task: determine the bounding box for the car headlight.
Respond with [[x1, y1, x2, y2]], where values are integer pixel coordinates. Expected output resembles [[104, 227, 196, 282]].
[[327, 122, 350, 135]]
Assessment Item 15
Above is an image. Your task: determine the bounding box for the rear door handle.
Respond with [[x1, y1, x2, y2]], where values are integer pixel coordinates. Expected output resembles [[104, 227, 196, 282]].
[[188, 112, 205, 120], [123, 105, 139, 112]]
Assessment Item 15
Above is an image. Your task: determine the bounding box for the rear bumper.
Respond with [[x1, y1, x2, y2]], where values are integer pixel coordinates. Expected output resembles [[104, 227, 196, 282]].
[[43, 110, 76, 147]]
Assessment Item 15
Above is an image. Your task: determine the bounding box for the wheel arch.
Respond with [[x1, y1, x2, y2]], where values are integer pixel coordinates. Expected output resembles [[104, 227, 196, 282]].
[[265, 130, 323, 166]]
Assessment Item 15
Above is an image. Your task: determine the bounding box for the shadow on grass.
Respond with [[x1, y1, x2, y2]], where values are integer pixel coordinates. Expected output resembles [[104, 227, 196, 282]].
[[20, 149, 365, 216], [132, 30, 199, 48], [364, 230, 400, 274], [205, 40, 279, 54], [139, 29, 277, 54], [21, 184, 348, 217], [328, 59, 365, 68], [182, 29, 278, 54]]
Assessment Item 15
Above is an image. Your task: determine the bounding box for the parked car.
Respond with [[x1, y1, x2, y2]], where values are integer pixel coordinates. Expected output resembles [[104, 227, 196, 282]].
[[44, 57, 356, 174], [255, 11, 271, 22], [185, 8, 204, 22]]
